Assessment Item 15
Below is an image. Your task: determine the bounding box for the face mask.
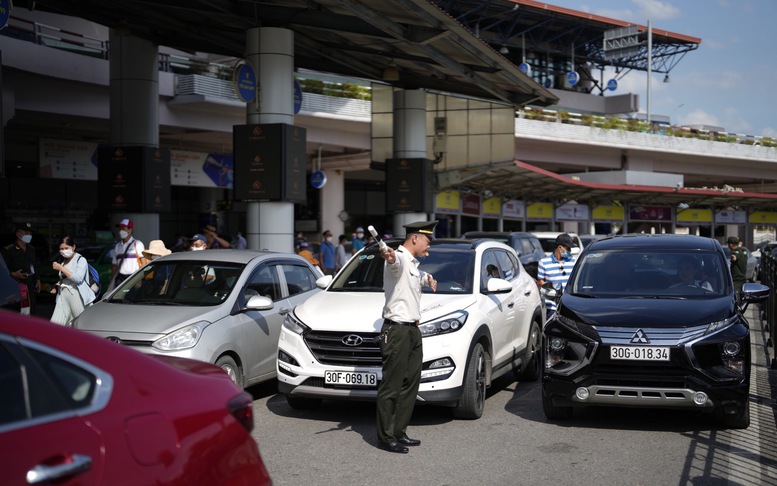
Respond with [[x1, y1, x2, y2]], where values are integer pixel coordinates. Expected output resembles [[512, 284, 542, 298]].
[[60, 249, 74, 259], [326, 237, 333, 242], [356, 233, 364, 238], [191, 245, 205, 251], [119, 230, 129, 239], [21, 234, 32, 244], [562, 250, 572, 260]]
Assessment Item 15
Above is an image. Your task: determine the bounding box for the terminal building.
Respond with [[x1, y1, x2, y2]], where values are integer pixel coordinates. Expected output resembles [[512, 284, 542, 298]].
[[2, 0, 777, 252]]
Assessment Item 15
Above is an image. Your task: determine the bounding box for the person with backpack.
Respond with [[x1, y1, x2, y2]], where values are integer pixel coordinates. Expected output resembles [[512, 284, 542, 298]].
[[50, 235, 95, 325]]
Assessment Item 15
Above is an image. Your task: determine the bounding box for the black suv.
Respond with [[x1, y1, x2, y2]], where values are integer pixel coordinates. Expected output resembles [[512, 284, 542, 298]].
[[462, 231, 545, 279], [541, 234, 769, 428]]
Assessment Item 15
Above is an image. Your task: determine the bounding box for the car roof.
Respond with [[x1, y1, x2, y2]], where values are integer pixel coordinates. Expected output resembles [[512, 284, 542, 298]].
[[153, 249, 308, 265], [462, 231, 536, 238], [367, 237, 513, 252], [588, 234, 722, 251], [531, 231, 580, 238]]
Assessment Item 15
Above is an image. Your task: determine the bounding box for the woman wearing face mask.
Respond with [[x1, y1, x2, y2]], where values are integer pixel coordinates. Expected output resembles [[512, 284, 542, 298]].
[[50, 235, 95, 325], [319, 230, 336, 275]]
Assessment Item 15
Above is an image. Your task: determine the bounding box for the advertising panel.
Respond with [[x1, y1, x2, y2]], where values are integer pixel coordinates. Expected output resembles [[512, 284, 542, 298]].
[[676, 208, 713, 223], [436, 190, 460, 214], [527, 202, 553, 220], [593, 205, 625, 221], [556, 204, 589, 221], [502, 199, 524, 219], [629, 205, 672, 221]]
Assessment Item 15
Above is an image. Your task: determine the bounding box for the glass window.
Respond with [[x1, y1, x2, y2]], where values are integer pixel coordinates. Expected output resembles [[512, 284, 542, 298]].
[[495, 250, 519, 280], [244, 265, 282, 302], [281, 263, 316, 296]]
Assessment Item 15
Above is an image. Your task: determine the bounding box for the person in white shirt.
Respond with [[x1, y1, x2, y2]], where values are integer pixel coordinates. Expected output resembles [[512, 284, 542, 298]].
[[335, 234, 349, 271], [375, 220, 437, 454], [111, 219, 146, 286]]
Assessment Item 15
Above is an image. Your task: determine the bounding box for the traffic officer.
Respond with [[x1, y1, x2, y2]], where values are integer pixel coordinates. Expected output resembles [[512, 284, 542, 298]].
[[2, 222, 41, 315], [727, 236, 748, 296], [376, 220, 437, 454]]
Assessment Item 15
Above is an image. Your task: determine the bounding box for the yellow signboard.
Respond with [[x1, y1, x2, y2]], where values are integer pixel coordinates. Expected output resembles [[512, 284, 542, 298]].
[[749, 211, 777, 224], [592, 205, 624, 221], [483, 197, 501, 217], [435, 190, 460, 213], [527, 202, 553, 220], [676, 208, 712, 223]]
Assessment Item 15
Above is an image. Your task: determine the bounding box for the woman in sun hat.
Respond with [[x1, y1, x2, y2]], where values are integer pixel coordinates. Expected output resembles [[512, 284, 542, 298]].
[[142, 240, 172, 262]]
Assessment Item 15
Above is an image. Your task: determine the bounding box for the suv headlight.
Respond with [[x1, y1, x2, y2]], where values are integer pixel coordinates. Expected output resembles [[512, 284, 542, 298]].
[[418, 311, 468, 337], [704, 315, 737, 335], [283, 312, 309, 335], [153, 321, 209, 351], [543, 314, 597, 375]]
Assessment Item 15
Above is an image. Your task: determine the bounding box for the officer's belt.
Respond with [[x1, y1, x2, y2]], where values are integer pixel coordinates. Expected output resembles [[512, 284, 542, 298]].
[[384, 318, 419, 326]]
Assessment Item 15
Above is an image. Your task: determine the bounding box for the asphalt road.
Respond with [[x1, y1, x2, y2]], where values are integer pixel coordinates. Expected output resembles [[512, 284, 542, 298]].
[[248, 304, 777, 486]]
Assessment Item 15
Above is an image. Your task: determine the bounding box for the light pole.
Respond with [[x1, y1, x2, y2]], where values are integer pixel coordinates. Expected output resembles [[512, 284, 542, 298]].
[[646, 20, 652, 125]]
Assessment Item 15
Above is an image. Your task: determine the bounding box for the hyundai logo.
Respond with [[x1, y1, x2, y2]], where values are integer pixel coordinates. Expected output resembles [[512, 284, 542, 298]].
[[106, 336, 122, 344], [630, 329, 650, 344], [342, 334, 364, 346]]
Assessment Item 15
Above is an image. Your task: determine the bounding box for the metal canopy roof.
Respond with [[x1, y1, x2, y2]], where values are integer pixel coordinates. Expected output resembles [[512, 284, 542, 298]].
[[439, 0, 700, 90], [16, 0, 557, 107], [449, 161, 777, 211]]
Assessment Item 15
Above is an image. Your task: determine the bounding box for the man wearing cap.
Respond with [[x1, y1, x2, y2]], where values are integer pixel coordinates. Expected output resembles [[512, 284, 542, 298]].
[[111, 219, 146, 287], [537, 233, 577, 317], [203, 224, 231, 249], [727, 236, 748, 296], [189, 234, 208, 251], [296, 241, 319, 268], [2, 222, 41, 314], [351, 227, 366, 254], [375, 220, 437, 454]]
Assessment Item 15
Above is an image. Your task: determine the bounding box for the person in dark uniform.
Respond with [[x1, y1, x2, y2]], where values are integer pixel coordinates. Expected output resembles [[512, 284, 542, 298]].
[[1, 222, 41, 314], [727, 236, 748, 296], [376, 220, 437, 454]]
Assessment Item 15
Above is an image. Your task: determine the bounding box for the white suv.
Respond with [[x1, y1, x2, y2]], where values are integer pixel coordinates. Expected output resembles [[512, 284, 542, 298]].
[[277, 238, 545, 419]]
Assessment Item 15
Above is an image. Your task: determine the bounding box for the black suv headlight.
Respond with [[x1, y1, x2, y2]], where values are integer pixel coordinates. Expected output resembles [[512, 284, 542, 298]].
[[418, 311, 468, 337], [544, 314, 597, 376]]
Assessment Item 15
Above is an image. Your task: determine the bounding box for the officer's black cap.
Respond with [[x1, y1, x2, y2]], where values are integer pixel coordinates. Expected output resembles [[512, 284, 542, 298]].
[[727, 236, 740, 245], [15, 222, 33, 232], [403, 220, 438, 240]]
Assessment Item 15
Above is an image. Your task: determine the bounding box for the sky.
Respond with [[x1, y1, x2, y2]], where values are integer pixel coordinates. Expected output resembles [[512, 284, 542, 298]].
[[545, 0, 777, 138]]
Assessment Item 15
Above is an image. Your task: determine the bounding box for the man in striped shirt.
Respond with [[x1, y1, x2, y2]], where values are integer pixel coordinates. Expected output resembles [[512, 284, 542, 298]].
[[537, 233, 577, 317]]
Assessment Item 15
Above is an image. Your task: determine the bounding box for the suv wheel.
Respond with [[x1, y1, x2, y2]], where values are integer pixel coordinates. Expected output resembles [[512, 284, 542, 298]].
[[515, 320, 542, 382], [453, 342, 488, 419], [542, 390, 573, 420], [286, 395, 323, 410], [719, 400, 750, 429], [216, 355, 243, 388]]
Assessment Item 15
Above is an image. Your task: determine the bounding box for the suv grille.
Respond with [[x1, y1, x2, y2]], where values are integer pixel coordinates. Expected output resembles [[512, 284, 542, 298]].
[[304, 331, 382, 366]]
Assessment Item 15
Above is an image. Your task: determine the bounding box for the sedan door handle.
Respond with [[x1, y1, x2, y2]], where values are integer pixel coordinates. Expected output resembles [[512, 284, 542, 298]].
[[27, 454, 92, 484], [524, 290, 532, 296], [279, 307, 291, 315], [508, 302, 515, 308]]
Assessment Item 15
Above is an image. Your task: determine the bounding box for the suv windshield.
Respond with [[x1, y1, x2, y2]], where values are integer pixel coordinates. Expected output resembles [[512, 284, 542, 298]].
[[330, 243, 475, 294], [106, 260, 245, 305], [570, 249, 729, 298]]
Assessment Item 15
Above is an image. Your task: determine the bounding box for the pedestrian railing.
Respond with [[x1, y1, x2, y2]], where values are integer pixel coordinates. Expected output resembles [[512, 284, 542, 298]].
[[760, 251, 777, 367]]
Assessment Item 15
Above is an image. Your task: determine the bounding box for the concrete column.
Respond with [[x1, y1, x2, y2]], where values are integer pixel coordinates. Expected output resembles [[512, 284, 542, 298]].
[[392, 89, 430, 234], [244, 27, 295, 251], [321, 169, 345, 238], [109, 30, 159, 147], [108, 30, 160, 238]]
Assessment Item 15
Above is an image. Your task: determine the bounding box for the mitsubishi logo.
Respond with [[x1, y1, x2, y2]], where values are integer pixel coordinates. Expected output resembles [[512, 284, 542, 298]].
[[630, 329, 650, 344], [342, 334, 364, 346]]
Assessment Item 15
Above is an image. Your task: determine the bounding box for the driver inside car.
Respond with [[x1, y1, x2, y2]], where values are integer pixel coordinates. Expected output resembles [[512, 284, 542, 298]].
[[671, 256, 713, 291]]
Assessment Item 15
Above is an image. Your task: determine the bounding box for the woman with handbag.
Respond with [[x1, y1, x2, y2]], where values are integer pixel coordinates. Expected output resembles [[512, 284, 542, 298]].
[[50, 235, 96, 325]]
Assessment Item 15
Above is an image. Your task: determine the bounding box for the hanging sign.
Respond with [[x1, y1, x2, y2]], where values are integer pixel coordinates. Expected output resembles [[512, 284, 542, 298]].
[[606, 79, 618, 91], [234, 62, 257, 103], [310, 170, 327, 189], [566, 71, 579, 86], [518, 63, 532, 76]]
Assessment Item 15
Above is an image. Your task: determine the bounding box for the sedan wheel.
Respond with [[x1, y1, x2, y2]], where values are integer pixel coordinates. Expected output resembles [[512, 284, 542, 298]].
[[453, 342, 488, 419], [216, 355, 243, 389]]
